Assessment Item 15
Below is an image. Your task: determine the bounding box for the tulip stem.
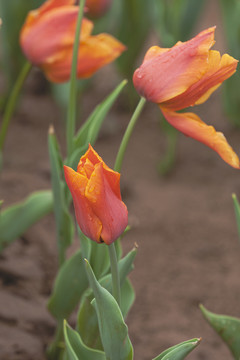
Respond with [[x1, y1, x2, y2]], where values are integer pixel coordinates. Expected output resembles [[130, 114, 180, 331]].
[[0, 61, 32, 160], [108, 243, 121, 307], [66, 0, 86, 157], [114, 96, 146, 173]]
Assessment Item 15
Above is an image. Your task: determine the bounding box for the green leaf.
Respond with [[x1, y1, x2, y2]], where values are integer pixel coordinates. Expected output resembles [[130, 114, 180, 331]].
[[84, 259, 133, 360], [48, 127, 74, 263], [120, 278, 135, 318], [76, 289, 104, 351], [0, 190, 53, 251], [78, 230, 92, 260], [152, 338, 201, 360], [48, 250, 88, 320], [89, 242, 111, 279], [63, 320, 106, 360], [72, 80, 127, 154], [77, 249, 136, 349], [200, 304, 240, 359], [232, 194, 240, 242]]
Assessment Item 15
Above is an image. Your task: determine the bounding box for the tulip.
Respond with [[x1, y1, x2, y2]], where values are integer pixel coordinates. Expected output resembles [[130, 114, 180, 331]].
[[86, 0, 112, 18], [20, 0, 125, 83], [133, 27, 239, 168], [64, 145, 128, 244]]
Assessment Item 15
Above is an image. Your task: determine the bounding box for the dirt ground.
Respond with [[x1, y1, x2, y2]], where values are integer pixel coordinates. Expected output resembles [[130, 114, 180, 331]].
[[1, 2, 240, 360]]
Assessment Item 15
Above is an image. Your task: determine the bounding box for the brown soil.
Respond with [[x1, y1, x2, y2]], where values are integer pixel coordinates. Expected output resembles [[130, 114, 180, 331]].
[[1, 2, 240, 360]]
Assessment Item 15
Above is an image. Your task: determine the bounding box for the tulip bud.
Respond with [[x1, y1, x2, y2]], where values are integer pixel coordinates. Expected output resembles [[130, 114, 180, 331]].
[[64, 145, 128, 244]]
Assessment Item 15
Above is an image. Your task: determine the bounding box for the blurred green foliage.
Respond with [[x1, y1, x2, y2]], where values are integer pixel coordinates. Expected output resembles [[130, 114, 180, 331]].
[[0, 0, 44, 91], [220, 0, 240, 126], [153, 0, 206, 46], [152, 0, 206, 175]]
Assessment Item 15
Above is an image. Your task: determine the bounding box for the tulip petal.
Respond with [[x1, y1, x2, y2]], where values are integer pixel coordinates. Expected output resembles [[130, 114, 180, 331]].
[[79, 33, 126, 78], [20, 7, 80, 65], [143, 46, 170, 61], [64, 166, 102, 243], [78, 144, 105, 170], [20, 0, 125, 83], [20, 0, 75, 34], [42, 33, 126, 82], [161, 107, 240, 168], [78, 145, 122, 199], [85, 163, 128, 244], [162, 50, 238, 111], [133, 27, 215, 103]]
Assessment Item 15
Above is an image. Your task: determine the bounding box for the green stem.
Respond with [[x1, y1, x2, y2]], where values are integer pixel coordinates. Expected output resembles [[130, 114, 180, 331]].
[[66, 0, 86, 157], [158, 127, 178, 176], [114, 97, 146, 172], [0, 61, 32, 152], [108, 243, 121, 307], [109, 97, 146, 307]]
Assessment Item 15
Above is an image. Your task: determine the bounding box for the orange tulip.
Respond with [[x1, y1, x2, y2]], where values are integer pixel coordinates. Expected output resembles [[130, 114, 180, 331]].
[[133, 27, 239, 168], [86, 0, 112, 18], [20, 0, 125, 83], [64, 145, 128, 245]]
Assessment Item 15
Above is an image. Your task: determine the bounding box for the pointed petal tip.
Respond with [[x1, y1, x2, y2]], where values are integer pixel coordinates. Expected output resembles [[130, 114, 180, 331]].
[[161, 108, 240, 170]]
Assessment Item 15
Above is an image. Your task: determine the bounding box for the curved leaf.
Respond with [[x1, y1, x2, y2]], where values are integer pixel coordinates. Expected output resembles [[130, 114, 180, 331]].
[[73, 80, 127, 151], [84, 260, 133, 360], [153, 338, 201, 360], [200, 304, 240, 359], [63, 320, 106, 360], [48, 128, 74, 264], [0, 190, 53, 251], [232, 194, 240, 242], [77, 249, 136, 349], [48, 250, 88, 320]]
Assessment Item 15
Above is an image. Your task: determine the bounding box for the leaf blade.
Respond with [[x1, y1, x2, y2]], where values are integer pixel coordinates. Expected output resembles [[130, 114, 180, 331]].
[[153, 338, 201, 360], [84, 259, 133, 360], [0, 190, 53, 251], [200, 304, 240, 359], [64, 320, 106, 360], [48, 250, 88, 320]]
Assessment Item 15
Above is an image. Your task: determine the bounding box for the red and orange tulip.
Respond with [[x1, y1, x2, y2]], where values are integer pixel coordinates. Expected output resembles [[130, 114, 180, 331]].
[[20, 0, 125, 83], [64, 145, 128, 245], [133, 27, 239, 168], [86, 0, 112, 18]]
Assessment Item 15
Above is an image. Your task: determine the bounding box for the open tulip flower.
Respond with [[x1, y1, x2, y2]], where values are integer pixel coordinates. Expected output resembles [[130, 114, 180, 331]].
[[133, 27, 239, 168], [64, 145, 128, 245], [20, 0, 125, 83], [86, 0, 112, 18]]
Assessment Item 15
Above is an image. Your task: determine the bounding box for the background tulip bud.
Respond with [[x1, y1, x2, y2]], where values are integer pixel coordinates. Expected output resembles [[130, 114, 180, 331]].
[[85, 0, 112, 18]]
